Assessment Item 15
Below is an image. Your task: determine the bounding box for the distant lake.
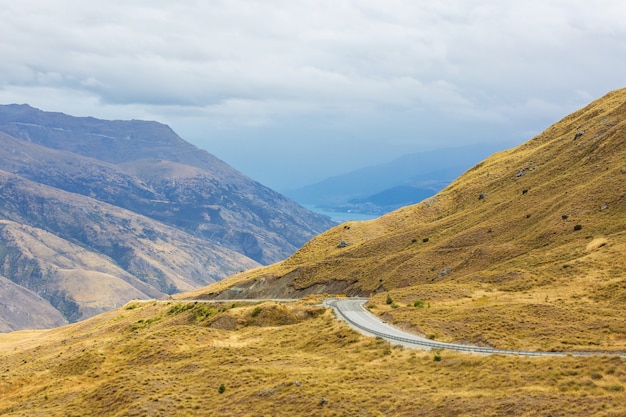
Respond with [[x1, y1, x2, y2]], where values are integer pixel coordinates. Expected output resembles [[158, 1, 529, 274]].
[[303, 205, 379, 223]]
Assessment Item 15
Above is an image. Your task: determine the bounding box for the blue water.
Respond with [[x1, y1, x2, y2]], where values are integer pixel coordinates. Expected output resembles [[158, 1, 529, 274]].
[[303, 205, 379, 223]]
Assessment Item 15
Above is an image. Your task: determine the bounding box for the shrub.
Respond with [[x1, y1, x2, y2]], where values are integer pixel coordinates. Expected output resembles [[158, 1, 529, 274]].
[[433, 351, 442, 362], [413, 300, 424, 308], [386, 294, 393, 305], [218, 384, 226, 394], [251, 306, 262, 317], [167, 303, 194, 316], [194, 304, 215, 320]]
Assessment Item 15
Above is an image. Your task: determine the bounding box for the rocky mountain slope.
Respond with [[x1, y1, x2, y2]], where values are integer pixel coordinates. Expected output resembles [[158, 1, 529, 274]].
[[0, 105, 335, 330], [185, 87, 626, 352]]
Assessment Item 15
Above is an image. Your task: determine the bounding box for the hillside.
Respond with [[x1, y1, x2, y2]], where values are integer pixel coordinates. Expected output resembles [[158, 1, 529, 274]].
[[1, 299, 625, 416], [0, 105, 335, 329], [184, 87, 626, 352]]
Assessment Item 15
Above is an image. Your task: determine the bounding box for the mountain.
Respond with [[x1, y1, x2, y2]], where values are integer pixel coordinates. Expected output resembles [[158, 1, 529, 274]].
[[1, 89, 625, 417], [185, 87, 626, 352], [0, 273, 67, 332], [286, 144, 504, 215], [0, 105, 335, 329]]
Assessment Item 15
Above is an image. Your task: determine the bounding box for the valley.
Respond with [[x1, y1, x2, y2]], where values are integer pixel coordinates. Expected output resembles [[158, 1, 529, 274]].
[[0, 88, 625, 416]]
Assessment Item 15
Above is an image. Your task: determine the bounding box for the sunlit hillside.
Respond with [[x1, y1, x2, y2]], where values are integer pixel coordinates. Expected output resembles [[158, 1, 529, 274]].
[[184, 87, 626, 352], [1, 299, 625, 416]]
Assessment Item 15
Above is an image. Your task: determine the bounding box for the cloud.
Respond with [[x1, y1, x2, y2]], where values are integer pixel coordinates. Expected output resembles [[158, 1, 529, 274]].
[[1, 0, 625, 188]]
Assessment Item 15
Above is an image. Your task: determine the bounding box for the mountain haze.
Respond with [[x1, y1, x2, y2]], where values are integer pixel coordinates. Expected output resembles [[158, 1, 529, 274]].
[[286, 144, 504, 215], [0, 105, 335, 329]]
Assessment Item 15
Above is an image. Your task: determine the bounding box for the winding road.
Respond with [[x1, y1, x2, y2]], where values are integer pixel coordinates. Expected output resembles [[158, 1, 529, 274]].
[[147, 297, 624, 357], [326, 298, 626, 358]]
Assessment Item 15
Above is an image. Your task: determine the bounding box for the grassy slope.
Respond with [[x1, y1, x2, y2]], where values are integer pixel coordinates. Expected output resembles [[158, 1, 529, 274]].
[[184, 88, 626, 352], [0, 300, 624, 417]]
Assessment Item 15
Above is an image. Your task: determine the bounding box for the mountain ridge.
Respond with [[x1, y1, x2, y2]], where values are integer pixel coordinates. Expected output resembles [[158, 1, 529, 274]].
[[0, 104, 335, 330]]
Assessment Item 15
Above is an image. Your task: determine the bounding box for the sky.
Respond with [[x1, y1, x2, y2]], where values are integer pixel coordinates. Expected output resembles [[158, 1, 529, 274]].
[[1, 1, 625, 191]]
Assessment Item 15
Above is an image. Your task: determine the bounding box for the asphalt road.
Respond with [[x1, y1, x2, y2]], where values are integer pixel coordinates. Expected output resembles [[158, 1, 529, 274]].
[[138, 297, 624, 357], [326, 298, 626, 357]]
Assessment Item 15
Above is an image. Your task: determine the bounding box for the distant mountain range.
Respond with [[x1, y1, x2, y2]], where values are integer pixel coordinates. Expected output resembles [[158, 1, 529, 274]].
[[286, 144, 505, 215], [0, 104, 335, 331]]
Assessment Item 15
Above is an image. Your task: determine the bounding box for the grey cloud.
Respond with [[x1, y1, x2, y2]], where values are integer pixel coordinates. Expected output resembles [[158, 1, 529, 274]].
[[1, 0, 625, 188]]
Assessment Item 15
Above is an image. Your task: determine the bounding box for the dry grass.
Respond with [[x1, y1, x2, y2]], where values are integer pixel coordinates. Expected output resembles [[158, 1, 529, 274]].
[[1, 300, 625, 416], [184, 87, 626, 353]]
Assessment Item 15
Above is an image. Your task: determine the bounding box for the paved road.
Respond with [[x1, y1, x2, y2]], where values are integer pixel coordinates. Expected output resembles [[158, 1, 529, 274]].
[[326, 298, 626, 357], [135, 298, 300, 304]]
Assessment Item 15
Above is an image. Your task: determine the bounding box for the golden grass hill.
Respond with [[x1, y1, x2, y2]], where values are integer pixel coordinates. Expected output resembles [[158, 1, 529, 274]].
[[0, 88, 625, 416]]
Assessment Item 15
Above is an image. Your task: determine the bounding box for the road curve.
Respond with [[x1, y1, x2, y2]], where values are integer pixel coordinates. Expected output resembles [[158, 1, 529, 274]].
[[326, 298, 626, 358]]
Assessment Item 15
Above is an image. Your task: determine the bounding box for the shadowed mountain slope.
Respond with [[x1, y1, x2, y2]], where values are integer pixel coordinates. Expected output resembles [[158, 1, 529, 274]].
[[0, 274, 67, 332], [0, 105, 335, 329], [0, 105, 335, 265], [184, 87, 626, 352]]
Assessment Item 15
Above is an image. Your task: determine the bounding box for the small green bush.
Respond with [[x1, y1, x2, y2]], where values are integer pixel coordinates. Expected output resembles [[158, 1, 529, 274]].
[[386, 294, 393, 305], [218, 384, 226, 394], [129, 316, 161, 332], [167, 303, 194, 316], [251, 306, 262, 317], [413, 300, 424, 308], [194, 304, 215, 320]]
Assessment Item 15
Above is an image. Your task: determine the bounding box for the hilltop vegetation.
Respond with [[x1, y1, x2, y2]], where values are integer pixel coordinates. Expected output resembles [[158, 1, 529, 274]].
[[185, 87, 626, 352]]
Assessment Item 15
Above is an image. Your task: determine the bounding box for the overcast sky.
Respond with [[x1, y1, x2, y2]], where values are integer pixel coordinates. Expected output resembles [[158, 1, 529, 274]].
[[1, 1, 625, 190]]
